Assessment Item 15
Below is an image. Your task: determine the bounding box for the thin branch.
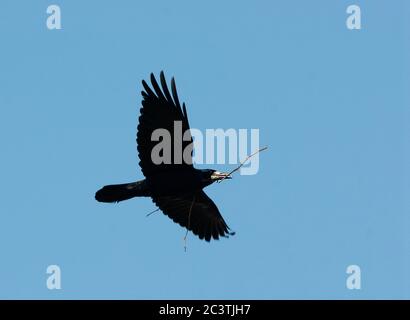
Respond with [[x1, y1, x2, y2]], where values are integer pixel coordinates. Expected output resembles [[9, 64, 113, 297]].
[[146, 208, 160, 217], [184, 194, 196, 252], [218, 146, 268, 183]]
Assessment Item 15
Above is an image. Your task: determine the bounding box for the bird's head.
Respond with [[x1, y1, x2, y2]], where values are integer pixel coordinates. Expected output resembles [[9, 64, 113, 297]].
[[200, 169, 231, 187]]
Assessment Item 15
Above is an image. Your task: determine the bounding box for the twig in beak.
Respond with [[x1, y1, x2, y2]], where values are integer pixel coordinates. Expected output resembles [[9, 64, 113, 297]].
[[218, 146, 268, 183]]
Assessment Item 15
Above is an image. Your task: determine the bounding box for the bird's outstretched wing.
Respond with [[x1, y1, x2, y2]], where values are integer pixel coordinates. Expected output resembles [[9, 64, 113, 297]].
[[152, 190, 235, 241], [137, 71, 194, 178]]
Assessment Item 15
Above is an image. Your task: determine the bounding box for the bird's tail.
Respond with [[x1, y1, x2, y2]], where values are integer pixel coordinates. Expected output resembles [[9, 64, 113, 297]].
[[95, 180, 150, 203]]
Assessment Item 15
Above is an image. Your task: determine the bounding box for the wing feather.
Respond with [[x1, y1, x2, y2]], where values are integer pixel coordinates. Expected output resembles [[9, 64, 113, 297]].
[[137, 71, 194, 177], [152, 190, 235, 242]]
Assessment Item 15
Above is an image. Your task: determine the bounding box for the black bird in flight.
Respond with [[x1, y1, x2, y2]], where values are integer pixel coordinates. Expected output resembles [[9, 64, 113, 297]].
[[95, 71, 235, 241]]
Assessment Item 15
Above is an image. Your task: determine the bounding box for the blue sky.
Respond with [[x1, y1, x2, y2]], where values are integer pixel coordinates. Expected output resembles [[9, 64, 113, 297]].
[[0, 0, 409, 299]]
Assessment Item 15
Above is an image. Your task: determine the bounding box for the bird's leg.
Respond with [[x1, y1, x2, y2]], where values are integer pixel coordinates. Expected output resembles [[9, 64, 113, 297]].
[[184, 194, 196, 252]]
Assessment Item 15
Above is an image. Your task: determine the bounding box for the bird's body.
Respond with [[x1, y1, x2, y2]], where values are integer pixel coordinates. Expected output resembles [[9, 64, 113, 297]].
[[146, 169, 213, 196], [95, 72, 234, 242], [96, 169, 214, 199]]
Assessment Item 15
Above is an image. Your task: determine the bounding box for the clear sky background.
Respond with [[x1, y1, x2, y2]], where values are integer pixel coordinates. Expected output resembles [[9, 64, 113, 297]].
[[0, 1, 409, 299]]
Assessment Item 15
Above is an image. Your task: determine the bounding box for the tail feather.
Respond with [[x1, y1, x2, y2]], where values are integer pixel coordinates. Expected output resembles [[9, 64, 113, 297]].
[[95, 180, 150, 203]]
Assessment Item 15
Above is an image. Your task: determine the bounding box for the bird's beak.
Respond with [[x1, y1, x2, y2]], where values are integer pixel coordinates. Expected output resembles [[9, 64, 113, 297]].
[[211, 171, 232, 181]]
